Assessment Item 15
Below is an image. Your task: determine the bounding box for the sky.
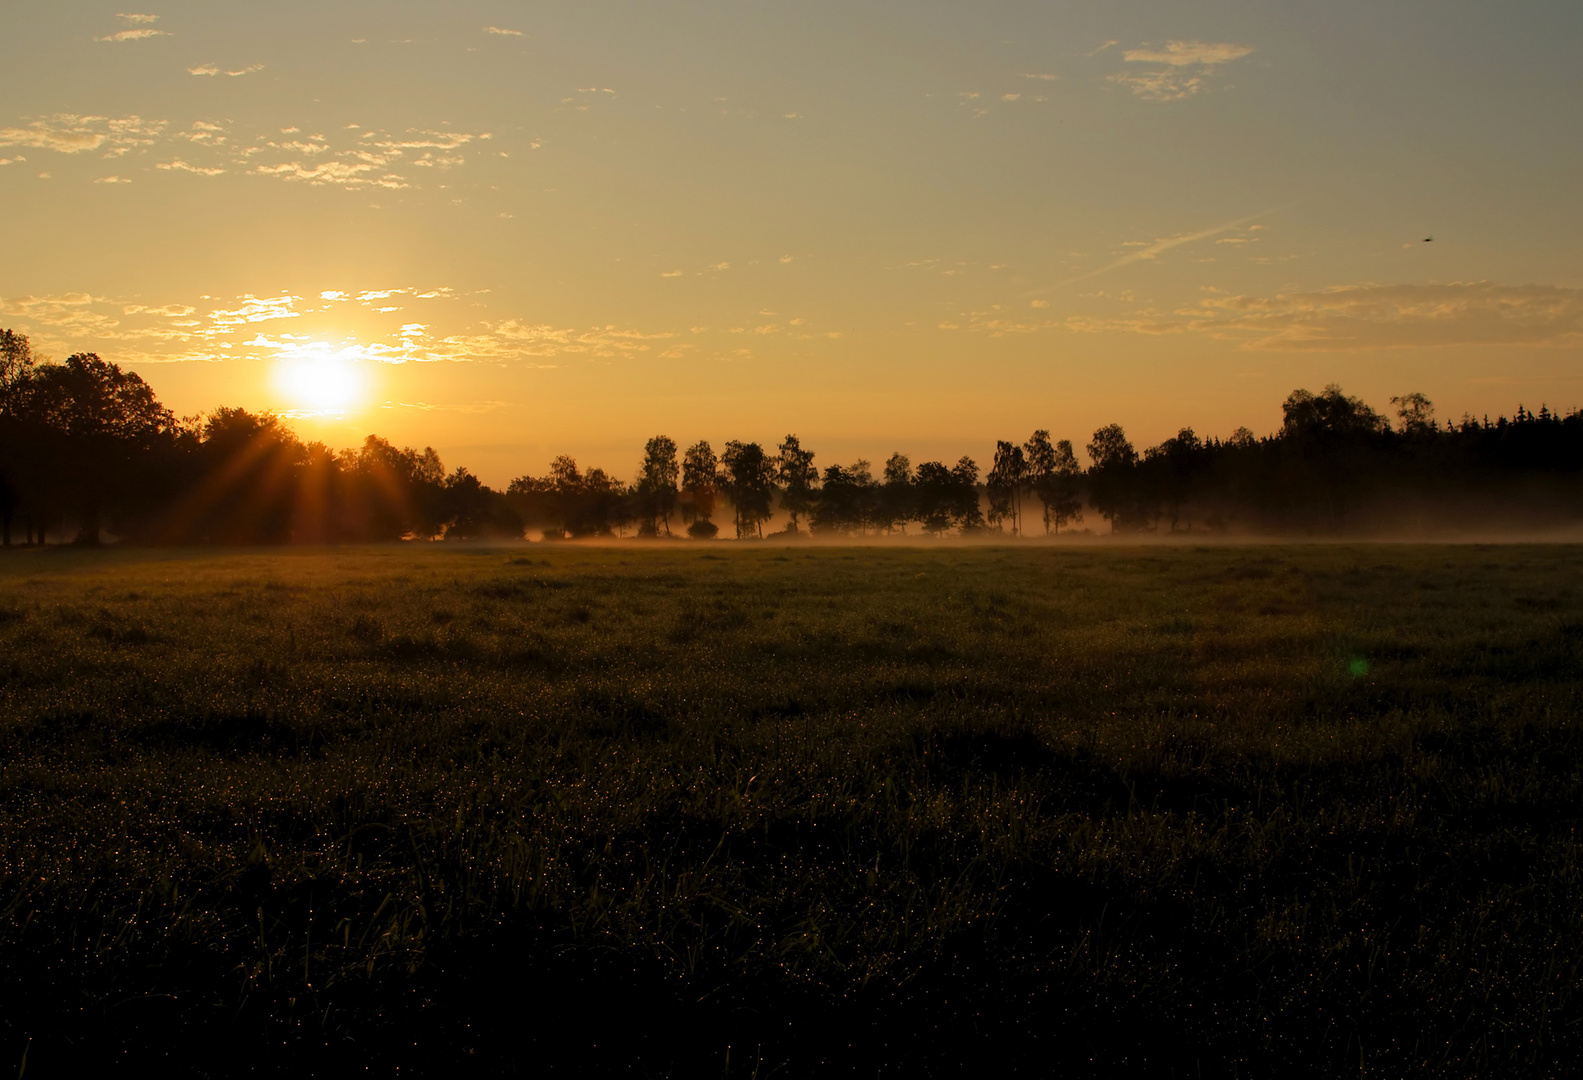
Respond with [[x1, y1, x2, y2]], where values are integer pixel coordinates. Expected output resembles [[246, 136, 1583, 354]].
[[2, 0, 1581, 485]]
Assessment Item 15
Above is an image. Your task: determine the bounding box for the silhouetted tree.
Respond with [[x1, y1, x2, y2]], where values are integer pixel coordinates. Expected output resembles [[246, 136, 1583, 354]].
[[1142, 428, 1204, 532], [913, 461, 955, 536], [179, 407, 303, 543], [1086, 424, 1140, 533], [1023, 430, 1056, 536], [914, 457, 982, 535], [0, 329, 37, 545], [512, 456, 628, 538], [1392, 393, 1436, 437], [1277, 385, 1388, 526], [951, 456, 984, 532], [1283, 385, 1387, 444], [776, 434, 818, 534], [0, 330, 31, 415], [441, 467, 522, 540], [877, 453, 914, 534], [1050, 438, 1084, 533], [341, 435, 446, 541], [578, 466, 628, 537], [506, 473, 557, 539], [681, 440, 719, 538], [986, 440, 1027, 535], [601, 470, 641, 537], [41, 354, 174, 543], [720, 440, 775, 538], [507, 456, 591, 539], [442, 468, 487, 538], [636, 435, 680, 536], [1024, 432, 1083, 534], [811, 459, 876, 535], [547, 455, 583, 538]]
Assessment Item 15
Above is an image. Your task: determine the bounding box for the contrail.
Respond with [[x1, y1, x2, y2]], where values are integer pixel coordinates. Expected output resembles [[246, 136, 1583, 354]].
[[1023, 207, 1282, 299]]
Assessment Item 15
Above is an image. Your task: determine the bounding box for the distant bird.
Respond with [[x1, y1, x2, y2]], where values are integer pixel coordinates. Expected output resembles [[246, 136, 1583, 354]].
[[1424, 237, 1433, 242]]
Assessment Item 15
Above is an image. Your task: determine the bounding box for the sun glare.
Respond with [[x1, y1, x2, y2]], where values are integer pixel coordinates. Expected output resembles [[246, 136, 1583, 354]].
[[275, 355, 365, 415]]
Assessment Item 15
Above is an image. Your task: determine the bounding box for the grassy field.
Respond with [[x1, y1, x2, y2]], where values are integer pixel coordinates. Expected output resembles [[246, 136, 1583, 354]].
[[1, 542, 1580, 1076]]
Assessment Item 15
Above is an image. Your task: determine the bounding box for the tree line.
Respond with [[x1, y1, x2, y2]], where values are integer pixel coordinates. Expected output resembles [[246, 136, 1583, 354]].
[[3, 328, 1581, 545]]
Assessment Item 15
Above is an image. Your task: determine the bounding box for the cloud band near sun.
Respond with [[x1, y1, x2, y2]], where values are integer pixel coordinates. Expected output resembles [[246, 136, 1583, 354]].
[[0, 287, 681, 368]]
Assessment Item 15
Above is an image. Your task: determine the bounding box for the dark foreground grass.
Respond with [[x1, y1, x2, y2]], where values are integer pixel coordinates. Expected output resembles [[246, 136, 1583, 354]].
[[1, 543, 1580, 1076]]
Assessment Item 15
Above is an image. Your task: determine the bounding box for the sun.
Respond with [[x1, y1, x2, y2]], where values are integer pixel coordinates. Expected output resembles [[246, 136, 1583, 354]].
[[275, 356, 364, 415]]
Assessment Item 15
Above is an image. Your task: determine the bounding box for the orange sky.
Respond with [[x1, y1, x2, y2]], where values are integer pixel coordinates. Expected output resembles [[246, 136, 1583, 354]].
[[3, 2, 1581, 484]]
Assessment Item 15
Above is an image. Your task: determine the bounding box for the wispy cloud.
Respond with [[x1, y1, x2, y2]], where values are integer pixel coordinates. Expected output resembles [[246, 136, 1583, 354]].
[[484, 26, 523, 36], [1111, 40, 1254, 101], [175, 120, 226, 146], [156, 158, 225, 176], [474, 320, 674, 357], [98, 15, 168, 43], [1052, 282, 1583, 351], [558, 87, 617, 112], [224, 124, 489, 189], [1026, 210, 1276, 296], [1111, 70, 1212, 101], [938, 303, 1060, 337], [254, 160, 408, 189], [1123, 41, 1253, 66], [0, 292, 207, 352], [123, 303, 195, 317], [1184, 282, 1583, 350], [190, 62, 264, 76], [0, 114, 165, 155], [207, 295, 303, 329], [383, 400, 516, 413], [0, 293, 117, 335], [327, 322, 669, 366], [0, 111, 493, 189], [99, 29, 167, 42]]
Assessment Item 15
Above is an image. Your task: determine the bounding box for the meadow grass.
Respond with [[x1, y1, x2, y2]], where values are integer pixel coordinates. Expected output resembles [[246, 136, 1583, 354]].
[[0, 542, 1580, 1076]]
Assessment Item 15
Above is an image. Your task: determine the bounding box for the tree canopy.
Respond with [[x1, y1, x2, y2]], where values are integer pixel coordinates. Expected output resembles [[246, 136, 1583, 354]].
[[4, 327, 1583, 544]]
